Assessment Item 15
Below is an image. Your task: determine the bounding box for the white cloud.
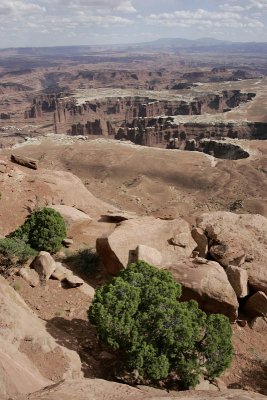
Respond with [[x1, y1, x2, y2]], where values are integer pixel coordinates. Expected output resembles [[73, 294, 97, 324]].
[[249, 0, 267, 8], [221, 0, 267, 11], [219, 3, 247, 12], [0, 0, 266, 47], [0, 0, 45, 15], [145, 8, 264, 30], [115, 1, 136, 13], [42, 0, 136, 13], [0, 0, 134, 37]]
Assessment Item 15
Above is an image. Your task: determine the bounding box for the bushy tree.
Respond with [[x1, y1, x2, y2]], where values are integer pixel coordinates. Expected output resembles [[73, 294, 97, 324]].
[[10, 207, 66, 253], [89, 261, 233, 388], [0, 238, 36, 274]]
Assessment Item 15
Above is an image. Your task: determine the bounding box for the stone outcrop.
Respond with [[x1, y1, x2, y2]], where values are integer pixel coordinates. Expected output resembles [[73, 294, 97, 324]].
[[196, 212, 267, 294], [24, 94, 58, 119], [8, 379, 267, 400], [95, 210, 267, 320], [96, 216, 197, 275], [117, 120, 267, 150], [24, 90, 262, 146], [197, 140, 249, 160], [0, 276, 82, 397], [168, 259, 239, 321]]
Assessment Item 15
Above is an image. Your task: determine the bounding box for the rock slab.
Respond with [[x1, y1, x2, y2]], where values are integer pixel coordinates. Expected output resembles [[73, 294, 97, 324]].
[[96, 216, 197, 275], [226, 265, 248, 298], [0, 276, 82, 397], [10, 379, 267, 400], [168, 259, 239, 321]]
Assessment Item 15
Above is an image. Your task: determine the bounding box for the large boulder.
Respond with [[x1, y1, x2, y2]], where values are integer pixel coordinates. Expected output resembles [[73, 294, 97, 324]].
[[244, 291, 267, 317], [96, 216, 197, 275], [191, 227, 208, 258], [136, 244, 163, 267], [19, 268, 40, 287], [247, 268, 267, 296], [167, 258, 239, 321], [250, 317, 267, 332], [50, 205, 92, 236], [196, 212, 267, 293], [0, 276, 82, 397], [31, 251, 56, 282], [226, 265, 248, 298]]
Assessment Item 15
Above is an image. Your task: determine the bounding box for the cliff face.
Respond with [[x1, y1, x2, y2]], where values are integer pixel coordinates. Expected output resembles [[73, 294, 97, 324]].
[[23, 90, 258, 141], [116, 117, 267, 146], [186, 139, 250, 160], [24, 94, 59, 119]]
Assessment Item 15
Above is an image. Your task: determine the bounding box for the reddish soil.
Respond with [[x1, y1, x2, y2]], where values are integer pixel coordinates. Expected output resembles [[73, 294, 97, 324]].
[[7, 256, 267, 395]]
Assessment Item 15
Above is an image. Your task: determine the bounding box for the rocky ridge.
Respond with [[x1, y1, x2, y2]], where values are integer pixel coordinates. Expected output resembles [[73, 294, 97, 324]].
[[0, 157, 267, 398]]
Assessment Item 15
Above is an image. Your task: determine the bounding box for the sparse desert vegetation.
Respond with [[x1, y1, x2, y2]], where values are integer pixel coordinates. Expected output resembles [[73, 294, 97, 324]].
[[0, 24, 267, 400]]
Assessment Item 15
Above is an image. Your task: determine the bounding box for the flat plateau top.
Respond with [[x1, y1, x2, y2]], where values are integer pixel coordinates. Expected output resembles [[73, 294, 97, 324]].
[[63, 77, 267, 123]]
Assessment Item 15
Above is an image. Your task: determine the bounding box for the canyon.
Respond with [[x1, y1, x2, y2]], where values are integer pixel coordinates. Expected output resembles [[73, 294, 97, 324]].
[[0, 42, 267, 400], [19, 83, 266, 159], [0, 44, 267, 159]]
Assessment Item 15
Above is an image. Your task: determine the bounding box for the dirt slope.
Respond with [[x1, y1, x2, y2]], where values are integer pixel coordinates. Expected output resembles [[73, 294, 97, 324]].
[[4, 138, 266, 220]]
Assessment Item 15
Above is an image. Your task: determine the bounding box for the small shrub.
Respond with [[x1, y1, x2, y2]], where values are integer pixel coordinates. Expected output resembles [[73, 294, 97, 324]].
[[0, 238, 36, 274], [54, 310, 65, 317], [65, 248, 99, 277], [10, 207, 66, 253], [12, 281, 21, 291], [89, 261, 233, 389]]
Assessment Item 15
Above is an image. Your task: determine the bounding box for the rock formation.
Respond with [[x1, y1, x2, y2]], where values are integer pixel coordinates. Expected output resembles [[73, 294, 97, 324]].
[[168, 259, 239, 321], [0, 276, 82, 397], [196, 212, 267, 295], [23, 90, 261, 147], [96, 216, 197, 275], [95, 209, 267, 321], [8, 380, 267, 400]]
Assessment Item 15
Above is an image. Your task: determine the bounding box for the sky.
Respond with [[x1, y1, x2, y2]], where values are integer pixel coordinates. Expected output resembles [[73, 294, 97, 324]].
[[1, 0, 267, 48]]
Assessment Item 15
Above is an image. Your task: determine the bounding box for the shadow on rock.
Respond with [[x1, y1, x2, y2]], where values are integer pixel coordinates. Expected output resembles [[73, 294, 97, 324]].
[[45, 317, 114, 379]]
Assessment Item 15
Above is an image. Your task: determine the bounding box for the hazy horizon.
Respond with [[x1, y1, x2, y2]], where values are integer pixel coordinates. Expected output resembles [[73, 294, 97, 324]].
[[1, 0, 267, 48]]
